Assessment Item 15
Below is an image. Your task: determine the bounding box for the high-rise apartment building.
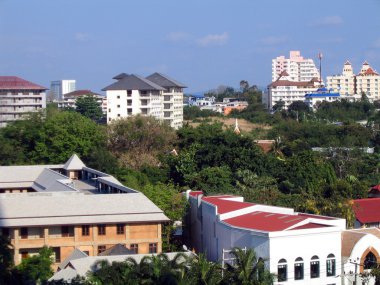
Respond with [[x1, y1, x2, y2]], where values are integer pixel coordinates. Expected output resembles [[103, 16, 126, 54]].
[[327, 61, 380, 101], [0, 76, 47, 128], [50, 80, 76, 101], [272, 51, 320, 82], [103, 73, 186, 129]]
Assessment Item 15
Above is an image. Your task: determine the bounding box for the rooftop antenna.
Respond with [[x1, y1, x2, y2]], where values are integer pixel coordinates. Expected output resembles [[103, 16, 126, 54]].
[[318, 52, 323, 87]]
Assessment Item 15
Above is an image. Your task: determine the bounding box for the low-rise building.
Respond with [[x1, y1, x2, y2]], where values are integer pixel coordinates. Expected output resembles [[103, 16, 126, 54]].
[[266, 71, 319, 110], [0, 154, 169, 267], [304, 87, 341, 110], [185, 191, 345, 285], [0, 76, 47, 128], [56, 89, 106, 114]]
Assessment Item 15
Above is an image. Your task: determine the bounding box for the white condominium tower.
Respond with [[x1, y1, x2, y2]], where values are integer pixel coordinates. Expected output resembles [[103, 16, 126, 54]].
[[103, 73, 186, 129], [272, 51, 320, 82], [50, 80, 76, 101]]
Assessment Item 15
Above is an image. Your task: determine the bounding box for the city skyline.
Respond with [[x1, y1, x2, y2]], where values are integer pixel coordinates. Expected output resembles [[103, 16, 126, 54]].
[[0, 0, 380, 93]]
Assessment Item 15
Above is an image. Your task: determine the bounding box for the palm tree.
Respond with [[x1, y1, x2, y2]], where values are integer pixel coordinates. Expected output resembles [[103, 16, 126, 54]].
[[223, 248, 274, 285], [186, 253, 223, 285], [88, 259, 139, 285]]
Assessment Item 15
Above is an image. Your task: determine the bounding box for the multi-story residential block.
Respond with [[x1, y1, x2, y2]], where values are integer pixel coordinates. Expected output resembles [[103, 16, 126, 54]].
[[146, 72, 186, 129], [185, 191, 345, 285], [272, 51, 320, 83], [50, 80, 76, 101], [56, 89, 106, 114], [103, 73, 186, 129], [0, 154, 169, 267], [0, 76, 47, 128], [327, 61, 380, 101], [266, 71, 319, 109]]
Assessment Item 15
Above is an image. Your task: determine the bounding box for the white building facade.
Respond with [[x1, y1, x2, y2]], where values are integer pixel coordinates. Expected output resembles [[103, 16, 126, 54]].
[[326, 61, 380, 101], [103, 73, 186, 129], [272, 51, 320, 83], [186, 191, 345, 285], [0, 76, 47, 128], [50, 80, 76, 101], [267, 72, 319, 110]]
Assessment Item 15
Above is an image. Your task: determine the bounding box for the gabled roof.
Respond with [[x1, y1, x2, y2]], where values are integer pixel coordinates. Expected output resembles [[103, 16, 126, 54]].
[[112, 73, 129, 80], [269, 80, 316, 88], [353, 198, 380, 223], [98, 244, 135, 256], [58, 248, 88, 270], [146, 72, 187, 88], [344, 60, 352, 65], [102, 74, 165, 91], [0, 76, 47, 90], [63, 90, 101, 98], [63, 154, 86, 171]]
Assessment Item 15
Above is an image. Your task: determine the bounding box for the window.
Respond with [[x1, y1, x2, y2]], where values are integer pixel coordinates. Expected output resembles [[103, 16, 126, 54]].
[[116, 224, 125, 235], [21, 251, 29, 259], [127, 90, 132, 95], [61, 226, 70, 237], [83, 251, 89, 256], [82, 225, 90, 236], [117, 105, 120, 108], [1, 228, 10, 237], [98, 245, 106, 254], [98, 225, 106, 236], [130, 243, 138, 254], [20, 227, 28, 239], [364, 252, 377, 269], [277, 259, 287, 282], [108, 108, 111, 112], [149, 243, 157, 254], [294, 257, 304, 280], [310, 255, 320, 278], [117, 95, 120, 99], [326, 254, 336, 277]]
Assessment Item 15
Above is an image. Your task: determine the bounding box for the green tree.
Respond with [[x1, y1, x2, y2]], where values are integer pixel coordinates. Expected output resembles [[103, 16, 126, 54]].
[[107, 115, 177, 170], [223, 248, 274, 285], [75, 94, 103, 121], [0, 236, 14, 284], [187, 254, 223, 285], [17, 247, 54, 284]]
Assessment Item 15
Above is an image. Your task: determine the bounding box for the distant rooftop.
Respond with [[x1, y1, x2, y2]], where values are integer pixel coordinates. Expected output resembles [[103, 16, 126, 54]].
[[146, 72, 187, 88], [0, 76, 47, 90], [102, 74, 165, 91]]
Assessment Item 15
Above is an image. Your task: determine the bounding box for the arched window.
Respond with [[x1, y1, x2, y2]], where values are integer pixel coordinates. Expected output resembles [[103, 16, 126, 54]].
[[326, 254, 336, 277], [364, 252, 377, 269], [277, 258, 287, 282], [294, 257, 304, 280], [310, 255, 320, 278]]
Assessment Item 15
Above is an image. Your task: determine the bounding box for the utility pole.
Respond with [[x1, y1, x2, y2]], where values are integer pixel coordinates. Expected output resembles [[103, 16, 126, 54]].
[[318, 52, 323, 87], [349, 258, 360, 285]]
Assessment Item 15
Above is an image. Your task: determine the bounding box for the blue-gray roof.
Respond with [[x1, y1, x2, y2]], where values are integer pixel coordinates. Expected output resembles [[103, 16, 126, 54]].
[[146, 72, 187, 88], [102, 74, 165, 91]]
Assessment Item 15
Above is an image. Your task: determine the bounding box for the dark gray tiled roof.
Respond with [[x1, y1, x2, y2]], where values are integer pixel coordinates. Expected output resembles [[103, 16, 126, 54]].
[[98, 244, 135, 256], [102, 74, 165, 91], [113, 73, 129, 80], [146, 72, 187, 88]]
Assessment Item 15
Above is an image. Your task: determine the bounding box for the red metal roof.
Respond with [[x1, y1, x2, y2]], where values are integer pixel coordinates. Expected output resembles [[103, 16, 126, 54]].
[[223, 211, 307, 232], [188, 191, 203, 198], [0, 76, 47, 90], [290, 223, 331, 230], [353, 198, 380, 224], [202, 196, 254, 214]]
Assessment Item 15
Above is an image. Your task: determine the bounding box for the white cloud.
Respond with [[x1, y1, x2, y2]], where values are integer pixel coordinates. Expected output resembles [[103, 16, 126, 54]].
[[166, 32, 190, 42], [311, 16, 343, 27], [196, 32, 229, 47], [75, 32, 89, 42], [259, 36, 289, 45]]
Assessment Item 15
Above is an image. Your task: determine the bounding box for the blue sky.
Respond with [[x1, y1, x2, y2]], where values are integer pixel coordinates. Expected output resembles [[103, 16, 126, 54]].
[[0, 0, 379, 93]]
